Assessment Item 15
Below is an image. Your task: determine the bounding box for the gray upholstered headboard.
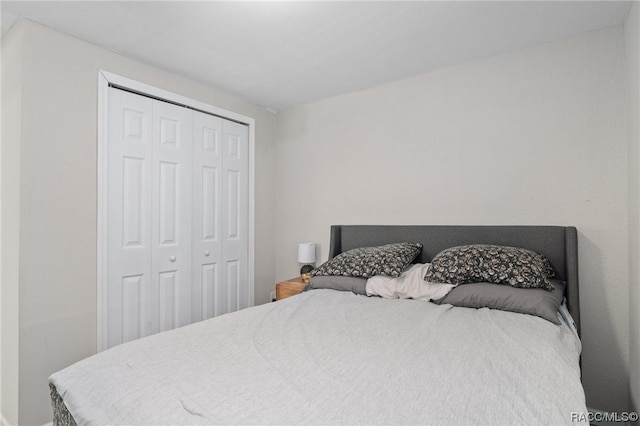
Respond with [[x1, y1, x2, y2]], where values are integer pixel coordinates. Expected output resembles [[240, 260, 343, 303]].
[[328, 225, 580, 334]]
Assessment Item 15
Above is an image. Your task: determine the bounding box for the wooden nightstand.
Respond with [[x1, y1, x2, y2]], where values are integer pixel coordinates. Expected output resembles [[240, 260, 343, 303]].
[[275, 277, 307, 300]]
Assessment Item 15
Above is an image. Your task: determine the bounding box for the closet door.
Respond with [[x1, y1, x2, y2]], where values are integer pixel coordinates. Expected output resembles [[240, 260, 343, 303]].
[[192, 113, 250, 319], [192, 111, 223, 321], [107, 88, 193, 346], [151, 100, 193, 333], [222, 120, 250, 312], [103, 84, 251, 350], [106, 88, 154, 347]]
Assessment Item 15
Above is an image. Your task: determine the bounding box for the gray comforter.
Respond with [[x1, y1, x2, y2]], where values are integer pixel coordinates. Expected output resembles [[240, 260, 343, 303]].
[[49, 289, 587, 425]]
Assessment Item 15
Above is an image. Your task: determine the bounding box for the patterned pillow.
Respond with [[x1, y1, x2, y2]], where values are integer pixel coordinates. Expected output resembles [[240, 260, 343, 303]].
[[311, 243, 423, 278], [423, 244, 555, 290]]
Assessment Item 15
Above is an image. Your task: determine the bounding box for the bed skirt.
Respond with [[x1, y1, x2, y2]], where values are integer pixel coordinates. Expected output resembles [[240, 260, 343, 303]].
[[49, 383, 77, 426]]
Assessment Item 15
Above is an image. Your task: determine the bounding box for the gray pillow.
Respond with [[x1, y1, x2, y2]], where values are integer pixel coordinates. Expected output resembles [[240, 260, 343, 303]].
[[431, 280, 565, 324], [424, 244, 555, 291], [305, 276, 368, 295], [311, 242, 422, 278]]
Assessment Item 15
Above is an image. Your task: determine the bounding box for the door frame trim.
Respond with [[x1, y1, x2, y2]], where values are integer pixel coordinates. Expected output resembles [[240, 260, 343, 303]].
[[97, 70, 256, 352]]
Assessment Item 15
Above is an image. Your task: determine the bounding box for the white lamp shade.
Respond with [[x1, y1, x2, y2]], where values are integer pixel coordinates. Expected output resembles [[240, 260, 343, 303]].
[[297, 243, 316, 264]]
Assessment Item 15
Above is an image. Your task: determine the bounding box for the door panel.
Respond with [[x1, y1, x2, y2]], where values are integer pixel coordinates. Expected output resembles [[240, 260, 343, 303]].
[[107, 88, 153, 348], [158, 270, 177, 332], [121, 275, 144, 343], [222, 120, 250, 311], [201, 263, 217, 319], [152, 100, 193, 331], [192, 111, 223, 321], [202, 167, 218, 240], [122, 157, 144, 247]]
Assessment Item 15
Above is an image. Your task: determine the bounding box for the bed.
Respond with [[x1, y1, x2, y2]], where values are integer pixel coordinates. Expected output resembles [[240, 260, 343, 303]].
[[49, 225, 586, 425]]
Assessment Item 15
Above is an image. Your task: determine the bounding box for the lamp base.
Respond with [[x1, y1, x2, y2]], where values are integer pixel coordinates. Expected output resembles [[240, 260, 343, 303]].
[[300, 264, 313, 275], [300, 264, 314, 283]]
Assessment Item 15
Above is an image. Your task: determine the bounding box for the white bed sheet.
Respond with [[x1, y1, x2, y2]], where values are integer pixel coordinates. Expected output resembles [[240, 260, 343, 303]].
[[50, 289, 587, 425], [366, 263, 456, 300]]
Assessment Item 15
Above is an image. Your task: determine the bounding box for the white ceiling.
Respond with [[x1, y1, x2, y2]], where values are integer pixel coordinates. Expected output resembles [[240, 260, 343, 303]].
[[1, 1, 632, 111]]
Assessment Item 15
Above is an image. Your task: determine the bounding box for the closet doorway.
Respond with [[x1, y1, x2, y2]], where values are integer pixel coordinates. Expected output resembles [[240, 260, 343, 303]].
[[97, 71, 255, 351]]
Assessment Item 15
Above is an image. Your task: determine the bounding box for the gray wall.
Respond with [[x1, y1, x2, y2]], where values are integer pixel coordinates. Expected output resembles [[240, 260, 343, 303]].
[[1, 20, 276, 425], [625, 0, 640, 418], [1, 19, 23, 426], [275, 26, 629, 412]]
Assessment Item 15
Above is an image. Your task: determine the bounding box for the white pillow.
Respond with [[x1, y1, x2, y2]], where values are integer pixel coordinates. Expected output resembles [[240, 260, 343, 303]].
[[366, 263, 456, 300]]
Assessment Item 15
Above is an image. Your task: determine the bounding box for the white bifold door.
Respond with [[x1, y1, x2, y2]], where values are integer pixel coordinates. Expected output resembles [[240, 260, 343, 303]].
[[106, 87, 249, 349]]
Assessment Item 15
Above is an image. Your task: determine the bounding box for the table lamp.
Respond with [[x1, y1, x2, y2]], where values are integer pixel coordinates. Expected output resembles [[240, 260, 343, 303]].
[[298, 242, 316, 282]]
